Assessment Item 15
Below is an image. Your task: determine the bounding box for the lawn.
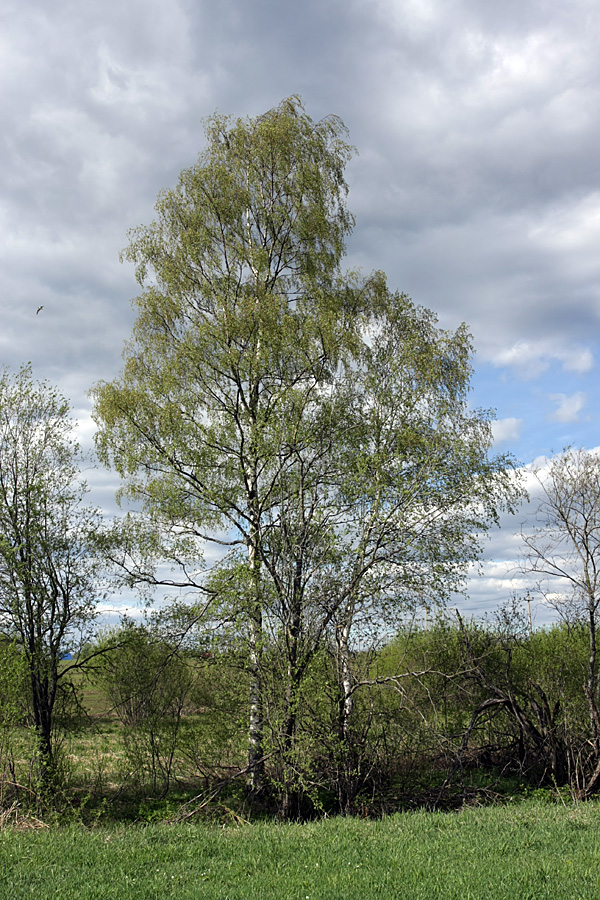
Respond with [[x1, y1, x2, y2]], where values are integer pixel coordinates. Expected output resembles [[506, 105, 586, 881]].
[[1, 801, 600, 899]]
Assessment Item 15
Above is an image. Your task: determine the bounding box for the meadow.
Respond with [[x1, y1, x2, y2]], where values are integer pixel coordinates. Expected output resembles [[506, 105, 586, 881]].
[[2, 802, 600, 899]]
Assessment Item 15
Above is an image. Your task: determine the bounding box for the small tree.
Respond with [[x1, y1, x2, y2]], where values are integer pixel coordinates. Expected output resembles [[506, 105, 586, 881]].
[[0, 365, 106, 785], [96, 623, 196, 796], [521, 447, 600, 795]]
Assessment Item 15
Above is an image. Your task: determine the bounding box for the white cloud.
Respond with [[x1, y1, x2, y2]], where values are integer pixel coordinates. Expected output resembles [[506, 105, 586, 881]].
[[491, 417, 522, 446], [491, 341, 595, 379], [528, 193, 600, 269], [492, 341, 551, 379], [548, 391, 587, 423], [557, 346, 595, 374]]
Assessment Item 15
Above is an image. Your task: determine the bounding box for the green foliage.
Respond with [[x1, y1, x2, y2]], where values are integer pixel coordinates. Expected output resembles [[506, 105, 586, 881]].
[[0, 640, 34, 803], [374, 617, 592, 795], [2, 614, 599, 818], [95, 623, 196, 795]]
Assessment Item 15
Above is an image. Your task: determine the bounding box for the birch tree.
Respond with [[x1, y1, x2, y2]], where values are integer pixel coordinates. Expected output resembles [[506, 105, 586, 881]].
[[92, 96, 360, 792], [327, 299, 520, 746], [92, 97, 519, 805]]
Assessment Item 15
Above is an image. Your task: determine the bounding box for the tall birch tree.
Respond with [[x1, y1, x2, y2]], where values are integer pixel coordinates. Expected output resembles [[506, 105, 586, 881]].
[[93, 97, 359, 791], [92, 97, 519, 803]]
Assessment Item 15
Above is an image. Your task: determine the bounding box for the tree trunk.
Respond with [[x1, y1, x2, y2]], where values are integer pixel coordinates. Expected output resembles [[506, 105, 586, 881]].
[[246, 532, 264, 794], [586, 602, 600, 753], [336, 597, 355, 742], [279, 567, 304, 818], [31, 670, 57, 788]]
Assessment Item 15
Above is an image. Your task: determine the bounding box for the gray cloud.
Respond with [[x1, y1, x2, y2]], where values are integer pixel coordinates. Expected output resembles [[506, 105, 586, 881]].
[[3, 0, 599, 374]]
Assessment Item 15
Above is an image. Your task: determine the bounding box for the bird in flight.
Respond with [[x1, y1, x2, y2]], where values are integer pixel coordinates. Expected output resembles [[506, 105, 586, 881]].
[[36, 305, 44, 315]]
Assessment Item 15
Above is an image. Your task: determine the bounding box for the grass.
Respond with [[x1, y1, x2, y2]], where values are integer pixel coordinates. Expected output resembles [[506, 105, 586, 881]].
[[2, 801, 600, 899]]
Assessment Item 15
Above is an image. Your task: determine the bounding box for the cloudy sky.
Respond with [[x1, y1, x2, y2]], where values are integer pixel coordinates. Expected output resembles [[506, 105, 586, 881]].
[[2, 0, 599, 623]]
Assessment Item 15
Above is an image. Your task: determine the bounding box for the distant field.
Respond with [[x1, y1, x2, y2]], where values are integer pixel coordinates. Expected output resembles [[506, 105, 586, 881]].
[[60, 661, 113, 718], [2, 801, 600, 899]]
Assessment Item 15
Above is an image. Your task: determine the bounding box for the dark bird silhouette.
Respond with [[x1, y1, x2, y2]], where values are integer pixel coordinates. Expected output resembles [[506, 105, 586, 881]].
[[36, 305, 44, 315]]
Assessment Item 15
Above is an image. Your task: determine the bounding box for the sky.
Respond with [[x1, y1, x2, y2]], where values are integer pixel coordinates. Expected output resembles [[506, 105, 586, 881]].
[[2, 0, 599, 625]]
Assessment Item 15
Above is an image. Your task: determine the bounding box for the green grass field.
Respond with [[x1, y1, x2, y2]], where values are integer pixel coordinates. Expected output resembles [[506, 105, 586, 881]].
[[2, 801, 600, 899]]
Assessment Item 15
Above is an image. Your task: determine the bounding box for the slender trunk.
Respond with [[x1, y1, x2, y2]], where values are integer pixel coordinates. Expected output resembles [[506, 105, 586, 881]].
[[280, 566, 303, 818], [337, 597, 355, 742], [335, 482, 380, 742], [247, 531, 264, 793], [585, 602, 600, 754], [334, 598, 360, 814], [281, 676, 298, 820], [283, 562, 303, 752], [283, 631, 300, 752], [244, 361, 265, 795]]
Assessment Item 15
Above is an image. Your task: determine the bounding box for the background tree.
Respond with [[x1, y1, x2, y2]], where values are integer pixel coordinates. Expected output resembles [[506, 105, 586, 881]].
[[0, 365, 106, 784], [521, 447, 600, 796]]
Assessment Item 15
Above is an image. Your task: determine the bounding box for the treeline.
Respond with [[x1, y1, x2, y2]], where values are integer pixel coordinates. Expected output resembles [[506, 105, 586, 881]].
[[0, 614, 596, 819]]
